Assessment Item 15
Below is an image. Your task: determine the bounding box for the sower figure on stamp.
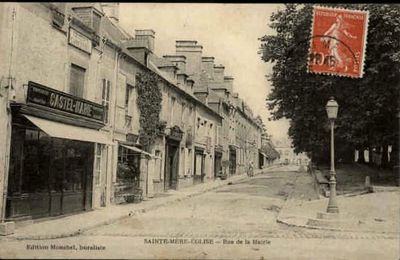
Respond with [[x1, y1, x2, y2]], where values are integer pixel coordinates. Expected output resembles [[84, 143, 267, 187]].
[[321, 14, 357, 72]]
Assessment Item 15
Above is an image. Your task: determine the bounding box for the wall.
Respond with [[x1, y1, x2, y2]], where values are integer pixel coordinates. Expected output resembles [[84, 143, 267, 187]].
[[194, 104, 220, 180], [14, 4, 67, 102]]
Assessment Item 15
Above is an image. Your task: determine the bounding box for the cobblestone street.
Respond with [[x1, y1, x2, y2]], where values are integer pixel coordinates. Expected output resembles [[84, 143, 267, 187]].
[[1, 166, 397, 259]]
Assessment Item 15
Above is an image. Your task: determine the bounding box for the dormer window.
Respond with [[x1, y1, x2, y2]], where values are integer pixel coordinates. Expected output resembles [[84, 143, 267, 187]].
[[49, 3, 66, 28], [72, 5, 103, 35]]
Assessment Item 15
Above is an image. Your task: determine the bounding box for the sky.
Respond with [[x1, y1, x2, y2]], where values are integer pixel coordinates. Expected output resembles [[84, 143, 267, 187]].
[[119, 3, 290, 142]]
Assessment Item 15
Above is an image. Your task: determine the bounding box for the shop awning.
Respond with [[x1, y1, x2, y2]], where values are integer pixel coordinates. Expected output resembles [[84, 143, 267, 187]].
[[121, 144, 153, 158], [23, 114, 114, 145]]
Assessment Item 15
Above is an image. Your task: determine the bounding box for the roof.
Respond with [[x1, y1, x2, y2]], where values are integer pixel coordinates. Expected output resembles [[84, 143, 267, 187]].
[[151, 55, 177, 68], [98, 16, 224, 122]]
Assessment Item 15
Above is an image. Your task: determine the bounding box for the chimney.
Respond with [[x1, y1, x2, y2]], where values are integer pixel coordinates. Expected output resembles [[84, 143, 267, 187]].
[[194, 88, 209, 105], [101, 3, 119, 22], [175, 40, 203, 87], [201, 56, 215, 81], [135, 29, 155, 52], [123, 29, 155, 66], [223, 76, 234, 93], [163, 55, 187, 73], [231, 92, 239, 107], [213, 64, 225, 83], [186, 79, 195, 94]]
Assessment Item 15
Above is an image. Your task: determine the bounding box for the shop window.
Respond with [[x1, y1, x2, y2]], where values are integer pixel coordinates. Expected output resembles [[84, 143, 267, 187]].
[[102, 79, 111, 124], [8, 122, 94, 195], [117, 146, 140, 187], [70, 64, 85, 98]]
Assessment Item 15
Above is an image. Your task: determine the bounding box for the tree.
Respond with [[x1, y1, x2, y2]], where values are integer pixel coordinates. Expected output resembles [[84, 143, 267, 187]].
[[259, 4, 400, 166]]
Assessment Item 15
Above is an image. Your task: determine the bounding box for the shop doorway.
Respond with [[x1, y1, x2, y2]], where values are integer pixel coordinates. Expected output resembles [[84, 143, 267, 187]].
[[164, 142, 179, 190], [214, 152, 222, 178], [229, 149, 237, 175], [194, 148, 205, 184]]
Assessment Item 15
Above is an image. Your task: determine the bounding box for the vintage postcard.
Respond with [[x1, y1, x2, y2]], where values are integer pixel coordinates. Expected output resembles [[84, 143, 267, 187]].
[[0, 3, 398, 260]]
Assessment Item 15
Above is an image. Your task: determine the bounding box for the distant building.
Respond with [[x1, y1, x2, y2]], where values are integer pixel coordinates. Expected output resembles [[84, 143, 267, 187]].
[[273, 138, 310, 166]]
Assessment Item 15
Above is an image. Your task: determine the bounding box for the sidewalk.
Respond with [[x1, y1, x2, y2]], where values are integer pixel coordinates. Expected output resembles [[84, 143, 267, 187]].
[[278, 189, 400, 234], [2, 166, 275, 241]]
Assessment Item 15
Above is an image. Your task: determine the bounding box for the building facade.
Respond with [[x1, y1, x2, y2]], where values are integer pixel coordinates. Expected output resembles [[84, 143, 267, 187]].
[[273, 138, 310, 166]]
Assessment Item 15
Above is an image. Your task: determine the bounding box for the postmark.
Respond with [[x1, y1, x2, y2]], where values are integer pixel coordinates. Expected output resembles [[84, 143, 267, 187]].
[[308, 6, 369, 78]]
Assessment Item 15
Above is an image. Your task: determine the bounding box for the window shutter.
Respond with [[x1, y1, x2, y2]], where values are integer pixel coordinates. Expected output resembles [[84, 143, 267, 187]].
[[70, 64, 85, 97]]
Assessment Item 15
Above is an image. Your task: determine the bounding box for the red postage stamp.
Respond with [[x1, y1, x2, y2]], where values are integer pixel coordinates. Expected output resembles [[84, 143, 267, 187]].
[[308, 6, 369, 78]]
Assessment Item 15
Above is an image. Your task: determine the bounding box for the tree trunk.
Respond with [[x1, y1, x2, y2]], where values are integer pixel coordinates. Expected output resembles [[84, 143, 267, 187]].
[[357, 149, 366, 164], [368, 146, 373, 166], [381, 145, 389, 169]]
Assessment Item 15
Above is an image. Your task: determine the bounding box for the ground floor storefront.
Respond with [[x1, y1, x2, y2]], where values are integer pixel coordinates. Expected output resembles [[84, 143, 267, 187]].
[[6, 116, 95, 220], [2, 82, 111, 223]]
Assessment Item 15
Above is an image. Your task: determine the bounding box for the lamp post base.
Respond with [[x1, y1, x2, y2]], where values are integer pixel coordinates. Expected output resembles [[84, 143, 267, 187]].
[[327, 205, 339, 214], [307, 212, 359, 229], [326, 172, 339, 213]]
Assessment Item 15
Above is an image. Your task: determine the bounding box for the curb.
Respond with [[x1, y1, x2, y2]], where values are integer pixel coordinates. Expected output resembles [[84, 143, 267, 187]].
[[276, 214, 400, 235], [7, 168, 271, 240], [276, 193, 400, 235]]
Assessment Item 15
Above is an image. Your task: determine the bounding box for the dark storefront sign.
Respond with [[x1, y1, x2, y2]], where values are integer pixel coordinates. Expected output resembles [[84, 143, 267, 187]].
[[26, 81, 104, 122]]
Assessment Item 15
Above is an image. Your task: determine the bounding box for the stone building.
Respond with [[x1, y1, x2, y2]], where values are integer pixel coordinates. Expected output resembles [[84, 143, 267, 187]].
[[0, 3, 116, 230], [273, 138, 310, 166]]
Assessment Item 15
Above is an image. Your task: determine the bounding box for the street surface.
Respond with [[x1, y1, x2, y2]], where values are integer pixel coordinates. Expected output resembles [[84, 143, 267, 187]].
[[0, 166, 398, 259]]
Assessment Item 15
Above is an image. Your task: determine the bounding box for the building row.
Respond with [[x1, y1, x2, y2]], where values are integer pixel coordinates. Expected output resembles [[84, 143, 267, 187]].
[[0, 3, 274, 233]]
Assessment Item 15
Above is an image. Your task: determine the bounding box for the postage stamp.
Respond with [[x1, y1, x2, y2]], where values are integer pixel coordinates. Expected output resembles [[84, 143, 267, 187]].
[[308, 6, 369, 78]]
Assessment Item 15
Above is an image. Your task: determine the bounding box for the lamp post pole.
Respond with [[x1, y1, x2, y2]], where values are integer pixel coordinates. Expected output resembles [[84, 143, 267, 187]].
[[326, 97, 339, 214]]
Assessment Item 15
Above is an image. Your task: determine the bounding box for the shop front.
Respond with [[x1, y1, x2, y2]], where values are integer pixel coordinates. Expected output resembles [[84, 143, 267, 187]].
[[164, 126, 183, 190], [5, 82, 111, 221], [214, 146, 223, 178], [194, 146, 205, 184], [114, 138, 153, 204], [229, 145, 237, 175]]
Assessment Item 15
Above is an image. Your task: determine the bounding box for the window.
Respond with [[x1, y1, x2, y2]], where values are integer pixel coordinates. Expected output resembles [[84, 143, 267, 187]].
[[94, 144, 102, 186], [70, 64, 85, 97], [170, 97, 176, 125], [117, 146, 140, 186], [8, 121, 94, 195], [125, 84, 133, 110], [71, 7, 102, 35], [181, 103, 186, 126], [102, 79, 111, 124]]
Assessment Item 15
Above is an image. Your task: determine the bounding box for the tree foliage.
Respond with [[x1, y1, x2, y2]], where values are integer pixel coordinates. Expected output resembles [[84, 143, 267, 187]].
[[260, 4, 400, 163]]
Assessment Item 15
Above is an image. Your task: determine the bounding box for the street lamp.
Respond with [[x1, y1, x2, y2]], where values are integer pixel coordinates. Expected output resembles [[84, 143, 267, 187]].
[[325, 97, 339, 213]]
